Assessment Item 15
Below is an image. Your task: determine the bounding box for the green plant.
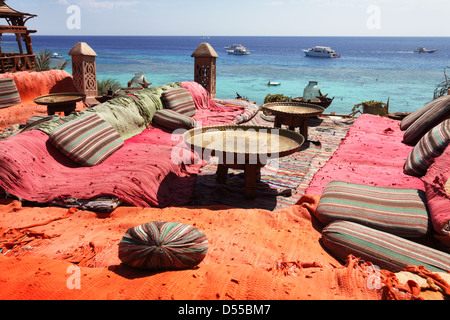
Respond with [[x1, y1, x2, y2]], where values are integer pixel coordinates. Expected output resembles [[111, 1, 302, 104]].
[[263, 94, 292, 104], [35, 49, 53, 71], [351, 100, 389, 117], [97, 78, 122, 96], [35, 49, 69, 71], [54, 59, 69, 70], [434, 67, 450, 99]]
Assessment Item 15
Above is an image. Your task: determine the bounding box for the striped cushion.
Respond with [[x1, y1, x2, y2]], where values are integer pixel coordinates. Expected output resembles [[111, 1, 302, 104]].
[[316, 181, 430, 238], [403, 96, 450, 145], [152, 109, 197, 131], [161, 88, 197, 116], [118, 221, 209, 270], [322, 221, 450, 273], [26, 114, 60, 125], [48, 113, 124, 167], [404, 119, 450, 177], [401, 95, 450, 131], [0, 78, 21, 109]]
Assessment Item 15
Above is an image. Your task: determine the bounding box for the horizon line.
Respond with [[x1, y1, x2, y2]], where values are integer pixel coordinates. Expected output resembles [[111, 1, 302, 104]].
[[25, 34, 450, 38]]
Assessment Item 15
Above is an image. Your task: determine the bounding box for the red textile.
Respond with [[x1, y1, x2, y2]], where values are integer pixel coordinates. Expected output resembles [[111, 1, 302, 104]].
[[0, 129, 200, 207], [422, 145, 450, 249], [0, 85, 243, 207], [306, 114, 424, 195]]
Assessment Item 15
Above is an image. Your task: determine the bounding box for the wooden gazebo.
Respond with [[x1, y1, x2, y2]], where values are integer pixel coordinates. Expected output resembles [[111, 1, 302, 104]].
[[0, 0, 36, 73]]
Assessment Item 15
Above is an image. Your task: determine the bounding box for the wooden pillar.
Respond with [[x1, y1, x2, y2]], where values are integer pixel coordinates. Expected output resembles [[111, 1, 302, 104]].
[[191, 42, 218, 99], [69, 42, 98, 104]]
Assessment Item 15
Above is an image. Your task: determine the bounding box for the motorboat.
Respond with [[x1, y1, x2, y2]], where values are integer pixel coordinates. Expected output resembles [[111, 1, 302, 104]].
[[51, 52, 64, 59], [414, 47, 437, 53], [303, 46, 341, 58], [225, 44, 250, 55], [267, 81, 281, 86]]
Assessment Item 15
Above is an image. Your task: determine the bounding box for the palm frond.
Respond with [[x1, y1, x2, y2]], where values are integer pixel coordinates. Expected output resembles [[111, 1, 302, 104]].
[[97, 78, 122, 95], [55, 59, 69, 70], [35, 49, 53, 71]]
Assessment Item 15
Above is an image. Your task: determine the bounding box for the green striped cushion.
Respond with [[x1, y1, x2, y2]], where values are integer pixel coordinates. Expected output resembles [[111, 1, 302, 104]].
[[322, 221, 450, 273], [404, 119, 450, 177], [118, 221, 209, 270], [26, 114, 60, 125], [0, 78, 21, 109], [49, 113, 124, 167], [401, 95, 450, 131], [152, 109, 197, 131], [316, 181, 430, 238], [403, 96, 450, 145], [161, 88, 197, 116]]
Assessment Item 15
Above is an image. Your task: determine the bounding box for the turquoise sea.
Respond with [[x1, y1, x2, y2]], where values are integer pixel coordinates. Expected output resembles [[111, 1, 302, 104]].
[[3, 35, 450, 115]]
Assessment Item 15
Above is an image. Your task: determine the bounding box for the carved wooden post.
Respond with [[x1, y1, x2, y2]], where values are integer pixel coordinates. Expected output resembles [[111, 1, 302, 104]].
[[191, 42, 218, 99], [69, 42, 98, 104]]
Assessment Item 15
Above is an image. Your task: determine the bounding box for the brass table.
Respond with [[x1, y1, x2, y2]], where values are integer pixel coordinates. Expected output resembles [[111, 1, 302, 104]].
[[262, 102, 324, 139], [183, 125, 304, 199], [34, 93, 86, 116]]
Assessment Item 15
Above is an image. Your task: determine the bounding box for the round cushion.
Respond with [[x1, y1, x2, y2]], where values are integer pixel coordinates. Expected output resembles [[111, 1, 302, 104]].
[[118, 221, 208, 270]]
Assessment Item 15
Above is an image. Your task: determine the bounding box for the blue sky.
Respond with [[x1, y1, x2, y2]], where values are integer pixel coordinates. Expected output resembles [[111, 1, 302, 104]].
[[11, 0, 450, 37]]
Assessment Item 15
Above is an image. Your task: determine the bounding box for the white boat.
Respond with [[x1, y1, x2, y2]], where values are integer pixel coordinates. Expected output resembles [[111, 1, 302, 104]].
[[414, 47, 437, 53], [303, 46, 341, 58], [51, 52, 64, 59], [225, 44, 250, 55], [267, 81, 280, 86]]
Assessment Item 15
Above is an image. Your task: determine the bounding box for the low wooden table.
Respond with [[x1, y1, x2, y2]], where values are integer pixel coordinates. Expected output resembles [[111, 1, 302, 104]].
[[183, 125, 304, 199], [262, 102, 324, 139], [34, 93, 86, 116]]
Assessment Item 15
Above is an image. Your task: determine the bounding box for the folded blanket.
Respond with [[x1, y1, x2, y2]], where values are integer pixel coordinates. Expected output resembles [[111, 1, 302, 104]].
[[422, 145, 450, 251]]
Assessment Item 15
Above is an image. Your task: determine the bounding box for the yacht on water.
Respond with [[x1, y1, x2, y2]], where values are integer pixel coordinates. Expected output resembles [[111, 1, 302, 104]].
[[225, 44, 250, 55], [303, 46, 341, 58]]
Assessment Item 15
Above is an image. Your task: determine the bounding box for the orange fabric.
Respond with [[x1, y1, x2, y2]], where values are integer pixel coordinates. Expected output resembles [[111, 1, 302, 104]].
[[380, 270, 423, 300], [0, 70, 86, 129], [0, 195, 386, 300]]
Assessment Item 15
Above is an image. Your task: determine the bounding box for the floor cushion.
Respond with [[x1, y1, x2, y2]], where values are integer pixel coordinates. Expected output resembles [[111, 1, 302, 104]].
[[118, 221, 209, 270], [403, 96, 450, 145], [152, 109, 197, 131], [48, 112, 124, 167], [316, 181, 430, 238], [322, 221, 450, 273], [0, 78, 21, 109], [400, 95, 450, 131], [161, 88, 197, 116], [422, 145, 450, 252], [404, 119, 450, 177]]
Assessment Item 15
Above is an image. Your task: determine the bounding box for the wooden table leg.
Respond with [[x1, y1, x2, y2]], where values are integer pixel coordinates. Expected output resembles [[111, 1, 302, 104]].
[[299, 117, 308, 139], [47, 106, 55, 115], [216, 164, 228, 184], [47, 102, 77, 116], [244, 164, 259, 199], [274, 116, 282, 128]]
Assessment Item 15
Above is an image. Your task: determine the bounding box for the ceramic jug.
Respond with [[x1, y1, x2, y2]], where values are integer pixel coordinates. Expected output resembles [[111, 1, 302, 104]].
[[303, 81, 321, 101]]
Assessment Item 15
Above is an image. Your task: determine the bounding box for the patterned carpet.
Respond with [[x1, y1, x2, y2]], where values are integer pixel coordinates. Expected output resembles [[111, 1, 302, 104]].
[[189, 112, 355, 210]]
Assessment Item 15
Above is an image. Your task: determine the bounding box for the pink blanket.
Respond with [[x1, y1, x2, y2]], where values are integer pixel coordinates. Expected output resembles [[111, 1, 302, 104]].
[[306, 114, 424, 195], [0, 82, 244, 207]]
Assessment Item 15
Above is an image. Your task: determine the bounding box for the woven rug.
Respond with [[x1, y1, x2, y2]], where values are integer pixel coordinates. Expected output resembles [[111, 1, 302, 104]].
[[189, 112, 354, 210]]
